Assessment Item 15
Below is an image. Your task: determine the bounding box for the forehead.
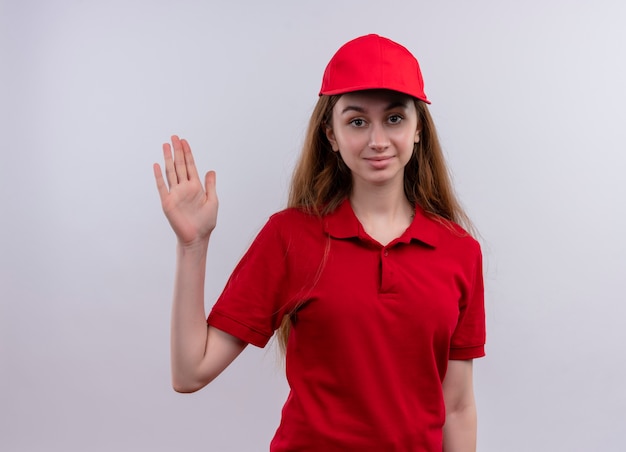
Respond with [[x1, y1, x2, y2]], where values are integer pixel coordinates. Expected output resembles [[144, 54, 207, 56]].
[[334, 89, 415, 111]]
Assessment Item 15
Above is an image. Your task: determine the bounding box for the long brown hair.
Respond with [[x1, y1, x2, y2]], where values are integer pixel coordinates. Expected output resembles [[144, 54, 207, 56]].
[[277, 93, 473, 353]]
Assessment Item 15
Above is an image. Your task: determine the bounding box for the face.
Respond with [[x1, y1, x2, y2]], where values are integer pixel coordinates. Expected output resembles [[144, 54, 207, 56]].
[[325, 90, 420, 191]]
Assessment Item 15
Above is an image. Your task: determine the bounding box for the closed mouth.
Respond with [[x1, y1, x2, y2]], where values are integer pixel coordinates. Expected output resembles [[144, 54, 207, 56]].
[[365, 156, 394, 161]]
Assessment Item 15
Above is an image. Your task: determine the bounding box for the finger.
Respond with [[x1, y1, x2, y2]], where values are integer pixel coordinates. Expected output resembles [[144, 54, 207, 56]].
[[181, 138, 200, 181], [162, 142, 177, 187], [205, 170, 218, 202], [171, 135, 188, 182], [153, 163, 169, 202]]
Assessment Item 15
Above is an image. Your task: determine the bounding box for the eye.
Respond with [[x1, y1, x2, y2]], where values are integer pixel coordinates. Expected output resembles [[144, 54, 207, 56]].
[[349, 118, 366, 127], [388, 114, 403, 124]]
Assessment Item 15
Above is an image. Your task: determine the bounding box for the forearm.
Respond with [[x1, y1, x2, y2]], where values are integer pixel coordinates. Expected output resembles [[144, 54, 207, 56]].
[[442, 402, 477, 452], [170, 239, 211, 391]]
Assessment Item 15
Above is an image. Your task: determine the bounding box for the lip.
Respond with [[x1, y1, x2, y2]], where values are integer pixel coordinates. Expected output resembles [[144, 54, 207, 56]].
[[365, 156, 394, 161], [364, 155, 395, 169]]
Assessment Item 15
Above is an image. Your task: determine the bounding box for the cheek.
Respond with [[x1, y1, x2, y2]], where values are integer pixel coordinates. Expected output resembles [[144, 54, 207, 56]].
[[394, 129, 419, 148], [335, 130, 367, 151]]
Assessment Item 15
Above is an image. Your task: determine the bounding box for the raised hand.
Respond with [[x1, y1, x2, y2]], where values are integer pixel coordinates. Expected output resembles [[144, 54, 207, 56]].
[[153, 135, 218, 247]]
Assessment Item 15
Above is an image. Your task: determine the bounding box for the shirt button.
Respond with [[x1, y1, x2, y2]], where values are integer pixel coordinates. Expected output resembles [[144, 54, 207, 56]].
[[383, 250, 389, 257]]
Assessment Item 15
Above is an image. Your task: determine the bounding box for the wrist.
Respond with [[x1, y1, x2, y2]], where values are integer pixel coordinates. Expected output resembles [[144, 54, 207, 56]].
[[176, 236, 210, 255]]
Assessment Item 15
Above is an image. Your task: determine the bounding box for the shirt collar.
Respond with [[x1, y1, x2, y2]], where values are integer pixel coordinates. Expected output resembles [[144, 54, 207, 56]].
[[323, 198, 440, 248]]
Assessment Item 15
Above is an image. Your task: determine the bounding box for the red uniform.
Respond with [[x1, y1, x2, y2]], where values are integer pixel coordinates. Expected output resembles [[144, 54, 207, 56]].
[[208, 199, 485, 451]]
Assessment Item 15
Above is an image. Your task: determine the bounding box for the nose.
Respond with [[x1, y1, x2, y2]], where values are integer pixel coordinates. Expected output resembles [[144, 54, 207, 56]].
[[368, 123, 390, 152]]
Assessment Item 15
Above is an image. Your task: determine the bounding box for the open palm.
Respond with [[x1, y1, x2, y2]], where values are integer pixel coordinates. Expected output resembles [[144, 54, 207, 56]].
[[154, 135, 218, 246]]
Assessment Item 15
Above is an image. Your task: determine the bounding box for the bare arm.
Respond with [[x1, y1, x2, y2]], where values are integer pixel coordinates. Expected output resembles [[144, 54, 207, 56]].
[[154, 135, 247, 393], [442, 359, 477, 452]]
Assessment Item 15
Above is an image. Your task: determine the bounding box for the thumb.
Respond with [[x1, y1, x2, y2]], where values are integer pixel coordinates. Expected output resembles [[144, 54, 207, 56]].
[[205, 170, 217, 201]]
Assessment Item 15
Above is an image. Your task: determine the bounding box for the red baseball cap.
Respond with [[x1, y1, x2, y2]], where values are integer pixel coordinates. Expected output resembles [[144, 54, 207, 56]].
[[319, 34, 430, 104]]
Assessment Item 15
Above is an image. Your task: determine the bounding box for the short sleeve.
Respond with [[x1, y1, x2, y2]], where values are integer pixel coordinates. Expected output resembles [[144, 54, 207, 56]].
[[207, 215, 293, 348], [449, 243, 486, 360]]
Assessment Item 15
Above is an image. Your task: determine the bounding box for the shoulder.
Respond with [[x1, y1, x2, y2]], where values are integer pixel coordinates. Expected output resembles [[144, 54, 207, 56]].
[[260, 207, 325, 241], [266, 207, 322, 229], [422, 213, 482, 263], [269, 206, 318, 222], [440, 220, 480, 249], [235, 208, 324, 261], [412, 206, 480, 255]]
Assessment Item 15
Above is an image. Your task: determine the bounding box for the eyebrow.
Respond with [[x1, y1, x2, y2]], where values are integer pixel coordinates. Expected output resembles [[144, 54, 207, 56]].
[[340, 101, 410, 115]]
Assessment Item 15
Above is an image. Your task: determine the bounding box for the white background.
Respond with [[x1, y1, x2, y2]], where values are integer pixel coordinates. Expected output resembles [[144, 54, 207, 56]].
[[2, 1, 625, 451]]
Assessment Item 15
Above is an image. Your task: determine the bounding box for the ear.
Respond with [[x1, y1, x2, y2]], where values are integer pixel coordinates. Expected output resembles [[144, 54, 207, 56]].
[[414, 127, 420, 144], [325, 126, 339, 152]]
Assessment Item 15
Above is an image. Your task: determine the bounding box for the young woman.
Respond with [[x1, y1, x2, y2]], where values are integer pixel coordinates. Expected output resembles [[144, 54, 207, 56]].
[[154, 34, 485, 452]]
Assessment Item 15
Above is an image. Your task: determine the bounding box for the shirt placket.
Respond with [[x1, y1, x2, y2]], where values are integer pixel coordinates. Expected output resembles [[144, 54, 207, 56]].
[[379, 245, 396, 295]]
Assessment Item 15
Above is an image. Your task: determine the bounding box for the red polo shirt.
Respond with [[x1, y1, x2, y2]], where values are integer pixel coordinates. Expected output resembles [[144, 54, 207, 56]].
[[208, 199, 485, 451]]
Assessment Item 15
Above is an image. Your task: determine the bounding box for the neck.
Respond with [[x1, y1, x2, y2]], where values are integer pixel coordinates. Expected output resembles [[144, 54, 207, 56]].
[[350, 179, 412, 219], [349, 181, 414, 245]]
